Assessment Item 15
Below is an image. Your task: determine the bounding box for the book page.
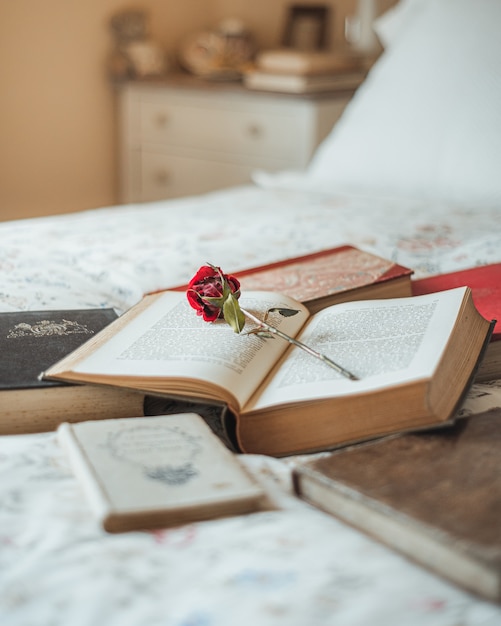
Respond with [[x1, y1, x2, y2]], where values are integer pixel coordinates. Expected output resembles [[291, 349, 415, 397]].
[[245, 288, 467, 411], [70, 291, 309, 409]]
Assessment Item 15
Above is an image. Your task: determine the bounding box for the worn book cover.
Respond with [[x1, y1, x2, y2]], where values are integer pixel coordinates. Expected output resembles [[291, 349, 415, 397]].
[[235, 246, 413, 312], [163, 246, 413, 314], [293, 408, 501, 602], [58, 413, 267, 533], [0, 308, 144, 433]]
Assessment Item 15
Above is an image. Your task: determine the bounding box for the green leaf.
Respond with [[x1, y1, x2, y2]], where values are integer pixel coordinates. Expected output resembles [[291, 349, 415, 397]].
[[222, 293, 245, 333], [265, 307, 300, 319]]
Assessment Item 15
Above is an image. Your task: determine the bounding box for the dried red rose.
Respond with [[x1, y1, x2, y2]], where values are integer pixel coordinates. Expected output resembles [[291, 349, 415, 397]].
[[185, 263, 356, 378], [186, 264, 241, 322]]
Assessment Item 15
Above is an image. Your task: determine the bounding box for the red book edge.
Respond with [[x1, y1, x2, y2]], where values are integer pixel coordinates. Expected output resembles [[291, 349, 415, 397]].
[[412, 264, 500, 341], [147, 245, 413, 295]]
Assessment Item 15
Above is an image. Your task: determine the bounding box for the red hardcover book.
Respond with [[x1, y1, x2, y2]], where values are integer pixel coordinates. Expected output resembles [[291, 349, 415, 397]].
[[412, 263, 501, 380], [163, 246, 413, 314]]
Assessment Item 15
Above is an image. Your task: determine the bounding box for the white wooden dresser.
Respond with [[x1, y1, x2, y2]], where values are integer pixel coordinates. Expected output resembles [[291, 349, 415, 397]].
[[117, 75, 355, 203]]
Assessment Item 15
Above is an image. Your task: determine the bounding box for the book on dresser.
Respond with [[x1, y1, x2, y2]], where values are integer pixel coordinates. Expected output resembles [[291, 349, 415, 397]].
[[245, 49, 366, 94], [412, 263, 501, 381], [0, 308, 145, 434], [243, 70, 366, 94], [292, 408, 501, 603], [43, 286, 493, 457], [57, 413, 267, 533], [254, 49, 363, 75], [163, 246, 414, 314]]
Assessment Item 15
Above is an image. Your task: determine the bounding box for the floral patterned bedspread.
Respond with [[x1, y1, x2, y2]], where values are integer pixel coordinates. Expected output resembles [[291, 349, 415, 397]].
[[1, 185, 501, 626]]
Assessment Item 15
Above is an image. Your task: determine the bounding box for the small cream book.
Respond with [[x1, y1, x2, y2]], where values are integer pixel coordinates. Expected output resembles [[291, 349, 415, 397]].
[[57, 413, 267, 533]]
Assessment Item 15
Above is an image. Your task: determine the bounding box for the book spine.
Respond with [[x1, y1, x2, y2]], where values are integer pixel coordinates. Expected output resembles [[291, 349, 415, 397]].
[[57, 422, 112, 523]]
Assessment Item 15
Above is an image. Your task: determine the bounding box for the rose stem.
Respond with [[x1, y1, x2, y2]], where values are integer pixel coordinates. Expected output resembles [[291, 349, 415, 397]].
[[240, 308, 359, 381]]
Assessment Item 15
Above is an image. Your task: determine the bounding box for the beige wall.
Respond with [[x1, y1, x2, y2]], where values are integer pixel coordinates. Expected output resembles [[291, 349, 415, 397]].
[[0, 0, 209, 221], [0, 0, 393, 222], [213, 0, 353, 50]]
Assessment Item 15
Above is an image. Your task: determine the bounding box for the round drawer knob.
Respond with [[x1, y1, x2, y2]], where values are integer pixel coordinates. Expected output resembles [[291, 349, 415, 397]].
[[247, 124, 263, 139], [155, 113, 169, 128], [155, 170, 170, 185]]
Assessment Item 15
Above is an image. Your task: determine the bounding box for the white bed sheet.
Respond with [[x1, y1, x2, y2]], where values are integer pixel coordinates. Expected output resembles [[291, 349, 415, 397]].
[[1, 185, 501, 626]]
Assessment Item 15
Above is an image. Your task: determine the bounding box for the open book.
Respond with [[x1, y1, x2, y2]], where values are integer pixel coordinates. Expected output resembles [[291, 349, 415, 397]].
[[43, 287, 493, 457]]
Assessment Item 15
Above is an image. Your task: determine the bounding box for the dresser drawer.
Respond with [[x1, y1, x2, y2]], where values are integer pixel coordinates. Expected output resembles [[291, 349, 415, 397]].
[[140, 150, 260, 201], [138, 98, 306, 161], [118, 78, 355, 203]]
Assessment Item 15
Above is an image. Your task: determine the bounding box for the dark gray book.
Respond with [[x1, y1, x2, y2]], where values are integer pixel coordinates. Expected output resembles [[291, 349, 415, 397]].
[[0, 308, 144, 434], [293, 409, 501, 602]]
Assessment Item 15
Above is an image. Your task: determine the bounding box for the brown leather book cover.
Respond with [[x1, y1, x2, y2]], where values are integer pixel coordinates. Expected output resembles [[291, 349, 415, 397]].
[[293, 409, 501, 602]]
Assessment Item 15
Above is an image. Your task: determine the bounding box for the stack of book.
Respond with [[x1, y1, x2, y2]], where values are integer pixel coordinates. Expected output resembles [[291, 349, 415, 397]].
[[243, 48, 366, 94], [3, 247, 499, 541], [3, 249, 500, 443], [42, 252, 493, 458]]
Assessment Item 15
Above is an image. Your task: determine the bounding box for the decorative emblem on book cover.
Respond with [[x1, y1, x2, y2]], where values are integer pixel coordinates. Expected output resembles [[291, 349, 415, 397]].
[[105, 424, 203, 486], [7, 319, 94, 338]]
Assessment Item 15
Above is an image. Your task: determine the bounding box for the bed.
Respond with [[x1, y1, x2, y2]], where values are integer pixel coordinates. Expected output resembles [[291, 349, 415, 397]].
[[2, 0, 501, 624]]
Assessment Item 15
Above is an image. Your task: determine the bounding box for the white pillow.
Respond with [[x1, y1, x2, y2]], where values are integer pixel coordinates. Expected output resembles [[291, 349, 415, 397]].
[[301, 0, 501, 208], [373, 0, 429, 48]]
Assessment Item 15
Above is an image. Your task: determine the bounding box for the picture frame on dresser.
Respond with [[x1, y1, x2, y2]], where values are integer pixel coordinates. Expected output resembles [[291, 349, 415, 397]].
[[283, 5, 330, 51]]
